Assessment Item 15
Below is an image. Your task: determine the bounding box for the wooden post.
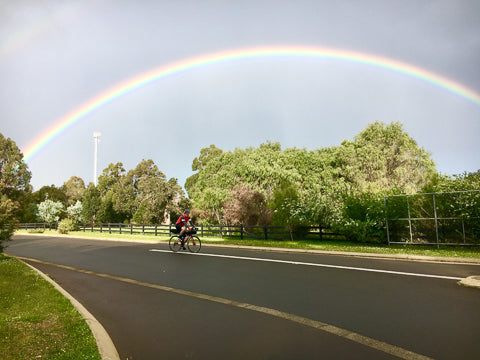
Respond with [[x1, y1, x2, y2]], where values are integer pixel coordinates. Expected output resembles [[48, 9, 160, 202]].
[[240, 224, 244, 240], [264, 226, 268, 240], [155, 224, 157, 236]]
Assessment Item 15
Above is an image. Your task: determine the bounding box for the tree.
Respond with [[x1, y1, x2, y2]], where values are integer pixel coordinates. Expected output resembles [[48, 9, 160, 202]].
[[223, 185, 271, 226], [269, 181, 304, 241], [335, 121, 436, 194], [96, 163, 129, 223], [0, 133, 32, 194], [192, 144, 223, 172], [0, 197, 17, 252], [81, 184, 102, 223], [37, 200, 64, 223], [32, 185, 67, 204], [66, 200, 83, 223], [105, 159, 186, 224], [62, 176, 86, 206], [0, 133, 32, 251]]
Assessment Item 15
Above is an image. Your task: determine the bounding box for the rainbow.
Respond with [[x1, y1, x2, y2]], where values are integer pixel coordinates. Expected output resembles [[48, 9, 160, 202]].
[[22, 45, 480, 162]]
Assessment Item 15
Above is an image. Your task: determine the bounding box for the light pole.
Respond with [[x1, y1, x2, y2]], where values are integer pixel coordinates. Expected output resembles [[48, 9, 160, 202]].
[[93, 132, 101, 186]]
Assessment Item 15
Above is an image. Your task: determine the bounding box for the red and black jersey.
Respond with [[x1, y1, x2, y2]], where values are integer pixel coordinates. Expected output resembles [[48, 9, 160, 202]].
[[176, 214, 190, 227]]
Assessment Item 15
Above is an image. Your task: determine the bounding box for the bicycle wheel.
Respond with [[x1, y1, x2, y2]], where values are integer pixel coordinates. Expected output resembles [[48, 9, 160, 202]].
[[169, 236, 182, 252], [187, 236, 201, 253]]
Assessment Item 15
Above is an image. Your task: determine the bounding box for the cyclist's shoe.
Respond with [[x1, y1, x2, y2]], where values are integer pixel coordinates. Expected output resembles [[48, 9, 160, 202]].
[[182, 246, 187, 250]]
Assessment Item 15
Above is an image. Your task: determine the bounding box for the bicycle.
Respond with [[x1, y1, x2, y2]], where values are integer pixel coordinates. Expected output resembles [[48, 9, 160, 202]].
[[169, 227, 201, 253]]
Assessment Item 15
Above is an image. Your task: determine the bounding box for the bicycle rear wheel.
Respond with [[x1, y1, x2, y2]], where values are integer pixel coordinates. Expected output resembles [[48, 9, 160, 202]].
[[169, 236, 182, 252], [187, 236, 201, 253]]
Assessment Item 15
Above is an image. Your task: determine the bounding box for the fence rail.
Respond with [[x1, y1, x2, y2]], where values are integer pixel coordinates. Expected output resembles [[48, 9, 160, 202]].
[[18, 222, 341, 242]]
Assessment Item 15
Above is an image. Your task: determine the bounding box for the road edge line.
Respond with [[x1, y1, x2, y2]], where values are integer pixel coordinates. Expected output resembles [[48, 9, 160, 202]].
[[21, 260, 120, 360]]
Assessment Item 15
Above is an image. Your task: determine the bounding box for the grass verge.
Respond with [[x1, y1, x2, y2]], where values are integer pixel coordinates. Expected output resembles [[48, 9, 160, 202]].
[[0, 253, 101, 360], [15, 229, 480, 260]]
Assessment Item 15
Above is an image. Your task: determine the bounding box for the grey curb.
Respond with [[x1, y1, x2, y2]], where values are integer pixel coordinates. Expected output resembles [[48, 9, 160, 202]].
[[23, 262, 120, 360]]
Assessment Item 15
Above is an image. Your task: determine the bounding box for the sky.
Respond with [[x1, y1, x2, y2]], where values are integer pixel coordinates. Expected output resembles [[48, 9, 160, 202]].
[[1, 0, 479, 192]]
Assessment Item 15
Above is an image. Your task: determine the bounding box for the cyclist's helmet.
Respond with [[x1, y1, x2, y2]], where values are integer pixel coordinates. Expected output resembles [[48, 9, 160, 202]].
[[184, 209, 190, 214]]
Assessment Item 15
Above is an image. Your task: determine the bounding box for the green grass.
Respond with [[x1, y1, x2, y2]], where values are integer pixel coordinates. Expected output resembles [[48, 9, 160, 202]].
[[0, 254, 101, 360], [16, 229, 480, 259]]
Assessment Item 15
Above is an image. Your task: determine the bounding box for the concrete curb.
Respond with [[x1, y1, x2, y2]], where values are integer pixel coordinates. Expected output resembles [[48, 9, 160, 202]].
[[23, 261, 120, 360], [458, 276, 480, 289]]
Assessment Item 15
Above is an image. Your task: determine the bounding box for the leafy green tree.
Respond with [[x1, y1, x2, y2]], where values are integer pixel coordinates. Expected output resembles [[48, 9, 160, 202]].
[[269, 181, 305, 241], [0, 133, 32, 251], [335, 121, 436, 194], [192, 144, 223, 172], [0, 134, 32, 194], [37, 200, 64, 223], [107, 159, 185, 224], [96, 163, 129, 223], [62, 176, 85, 206], [81, 184, 102, 223], [32, 185, 67, 204], [0, 197, 17, 251]]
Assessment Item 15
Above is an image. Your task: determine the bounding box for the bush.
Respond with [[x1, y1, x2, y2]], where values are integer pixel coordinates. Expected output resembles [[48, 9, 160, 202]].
[[334, 193, 386, 243], [57, 219, 77, 234]]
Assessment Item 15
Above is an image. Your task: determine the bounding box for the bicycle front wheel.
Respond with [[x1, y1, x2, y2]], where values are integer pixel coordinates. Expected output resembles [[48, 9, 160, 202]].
[[169, 236, 182, 252], [187, 236, 201, 253]]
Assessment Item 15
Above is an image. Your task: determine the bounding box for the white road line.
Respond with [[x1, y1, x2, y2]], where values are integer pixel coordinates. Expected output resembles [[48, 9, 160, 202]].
[[149, 249, 463, 281]]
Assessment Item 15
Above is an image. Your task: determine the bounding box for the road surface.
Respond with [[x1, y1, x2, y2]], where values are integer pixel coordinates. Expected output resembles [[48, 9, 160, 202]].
[[6, 234, 480, 359]]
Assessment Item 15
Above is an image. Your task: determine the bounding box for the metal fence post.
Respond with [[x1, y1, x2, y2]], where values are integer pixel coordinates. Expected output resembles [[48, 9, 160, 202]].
[[407, 196, 413, 243], [384, 197, 390, 245], [433, 194, 440, 248]]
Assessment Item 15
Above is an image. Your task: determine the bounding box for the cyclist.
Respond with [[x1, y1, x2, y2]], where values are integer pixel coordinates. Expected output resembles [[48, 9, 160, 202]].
[[175, 209, 193, 248]]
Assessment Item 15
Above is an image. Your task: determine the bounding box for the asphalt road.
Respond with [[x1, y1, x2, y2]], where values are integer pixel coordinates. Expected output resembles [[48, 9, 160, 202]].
[[6, 235, 480, 360]]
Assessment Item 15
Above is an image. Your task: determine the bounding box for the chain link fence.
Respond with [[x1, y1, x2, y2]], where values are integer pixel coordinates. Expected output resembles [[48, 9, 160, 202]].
[[385, 190, 480, 246]]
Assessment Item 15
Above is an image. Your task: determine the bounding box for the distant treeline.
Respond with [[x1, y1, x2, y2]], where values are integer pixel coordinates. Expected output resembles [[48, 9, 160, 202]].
[[1, 122, 479, 248]]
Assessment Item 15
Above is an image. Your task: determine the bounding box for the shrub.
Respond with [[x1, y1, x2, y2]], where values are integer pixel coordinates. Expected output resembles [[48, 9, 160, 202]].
[[334, 193, 386, 243], [57, 219, 77, 234]]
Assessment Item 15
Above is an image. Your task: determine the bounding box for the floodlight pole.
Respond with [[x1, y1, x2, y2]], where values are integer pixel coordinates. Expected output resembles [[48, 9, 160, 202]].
[[93, 132, 101, 186]]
